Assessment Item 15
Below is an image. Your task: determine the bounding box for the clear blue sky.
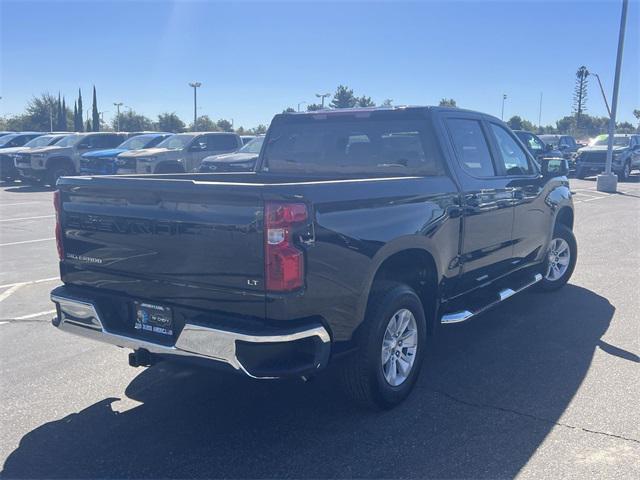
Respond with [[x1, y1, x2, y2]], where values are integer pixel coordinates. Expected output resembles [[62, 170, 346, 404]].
[[1, 0, 638, 129]]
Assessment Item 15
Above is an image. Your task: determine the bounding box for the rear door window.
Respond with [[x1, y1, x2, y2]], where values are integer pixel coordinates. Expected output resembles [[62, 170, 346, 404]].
[[489, 123, 534, 176], [445, 118, 495, 177], [207, 135, 238, 151]]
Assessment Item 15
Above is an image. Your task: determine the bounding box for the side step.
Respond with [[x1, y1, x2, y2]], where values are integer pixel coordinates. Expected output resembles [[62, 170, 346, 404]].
[[441, 273, 543, 325]]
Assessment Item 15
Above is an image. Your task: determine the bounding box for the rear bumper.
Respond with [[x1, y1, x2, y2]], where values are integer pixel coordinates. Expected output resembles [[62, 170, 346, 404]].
[[51, 287, 331, 379]]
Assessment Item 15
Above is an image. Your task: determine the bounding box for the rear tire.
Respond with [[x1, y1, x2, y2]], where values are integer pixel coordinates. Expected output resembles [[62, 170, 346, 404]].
[[340, 282, 426, 410], [538, 224, 577, 291]]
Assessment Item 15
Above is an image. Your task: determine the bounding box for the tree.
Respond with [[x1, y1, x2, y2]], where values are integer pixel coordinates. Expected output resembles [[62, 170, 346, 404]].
[[439, 98, 457, 107], [616, 121, 636, 134], [91, 86, 99, 132], [61, 97, 68, 131], [573, 66, 589, 130], [110, 110, 153, 132], [56, 93, 64, 131], [356, 96, 375, 107], [77, 89, 84, 132], [86, 119, 92, 132], [216, 119, 234, 132], [157, 112, 186, 133], [73, 102, 79, 131], [506, 116, 523, 130], [330, 85, 357, 109], [247, 124, 267, 135], [190, 115, 217, 131], [306, 103, 323, 111], [382, 99, 393, 107], [282, 107, 296, 113]]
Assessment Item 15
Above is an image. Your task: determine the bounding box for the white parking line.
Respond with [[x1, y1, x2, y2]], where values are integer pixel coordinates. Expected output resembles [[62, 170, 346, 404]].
[[0, 277, 59, 289], [0, 237, 55, 247], [0, 284, 22, 302], [0, 215, 54, 222], [13, 309, 56, 320], [0, 201, 47, 207]]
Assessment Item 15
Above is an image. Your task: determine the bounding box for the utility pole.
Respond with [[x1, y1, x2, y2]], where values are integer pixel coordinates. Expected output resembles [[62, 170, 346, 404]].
[[297, 101, 307, 112], [113, 102, 123, 131], [589, 72, 612, 117], [189, 82, 201, 131], [501, 94, 507, 120], [597, 0, 628, 193], [538, 92, 543, 129], [316, 92, 331, 108]]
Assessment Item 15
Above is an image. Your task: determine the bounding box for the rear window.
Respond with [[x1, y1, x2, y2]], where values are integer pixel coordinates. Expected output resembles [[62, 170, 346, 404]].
[[262, 113, 444, 176]]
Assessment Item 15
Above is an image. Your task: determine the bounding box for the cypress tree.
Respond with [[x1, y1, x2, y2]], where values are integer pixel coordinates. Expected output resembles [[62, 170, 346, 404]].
[[77, 88, 84, 132], [86, 119, 92, 132], [62, 97, 67, 131], [56, 93, 64, 130], [91, 86, 99, 132], [73, 101, 78, 131]]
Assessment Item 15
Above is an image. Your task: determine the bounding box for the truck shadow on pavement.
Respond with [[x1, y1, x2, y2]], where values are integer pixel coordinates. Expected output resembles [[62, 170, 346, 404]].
[[2, 285, 617, 479]]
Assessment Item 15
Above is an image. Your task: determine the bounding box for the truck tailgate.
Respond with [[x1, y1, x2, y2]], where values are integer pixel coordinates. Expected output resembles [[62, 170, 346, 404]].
[[58, 177, 265, 318]]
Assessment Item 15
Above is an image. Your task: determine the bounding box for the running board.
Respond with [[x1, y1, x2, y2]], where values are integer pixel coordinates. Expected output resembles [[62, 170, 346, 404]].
[[441, 273, 543, 325]]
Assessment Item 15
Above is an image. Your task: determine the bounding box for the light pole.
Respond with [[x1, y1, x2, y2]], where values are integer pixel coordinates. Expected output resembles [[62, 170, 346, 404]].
[[316, 92, 331, 108], [113, 102, 123, 131], [588, 72, 612, 118], [597, 0, 628, 193], [189, 82, 201, 131], [501, 94, 507, 120], [297, 101, 307, 112]]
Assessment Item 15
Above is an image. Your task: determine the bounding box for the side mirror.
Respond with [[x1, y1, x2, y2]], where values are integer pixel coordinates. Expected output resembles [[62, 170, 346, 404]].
[[541, 158, 569, 177]]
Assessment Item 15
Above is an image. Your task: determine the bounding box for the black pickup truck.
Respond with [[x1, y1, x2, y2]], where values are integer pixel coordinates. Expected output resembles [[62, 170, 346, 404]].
[[50, 106, 576, 409]]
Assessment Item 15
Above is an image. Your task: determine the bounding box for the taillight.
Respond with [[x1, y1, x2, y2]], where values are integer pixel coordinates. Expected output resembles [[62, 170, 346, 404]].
[[264, 202, 308, 292], [53, 190, 63, 260]]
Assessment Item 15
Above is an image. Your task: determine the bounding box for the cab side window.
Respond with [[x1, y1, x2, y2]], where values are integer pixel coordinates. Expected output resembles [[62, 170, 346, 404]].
[[489, 123, 533, 176], [446, 118, 495, 177]]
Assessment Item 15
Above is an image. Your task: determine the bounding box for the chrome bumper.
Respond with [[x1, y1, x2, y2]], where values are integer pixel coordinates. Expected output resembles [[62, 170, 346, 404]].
[[51, 291, 330, 379]]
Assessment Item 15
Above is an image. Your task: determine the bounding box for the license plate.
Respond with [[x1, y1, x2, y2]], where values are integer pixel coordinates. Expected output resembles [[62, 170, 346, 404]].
[[134, 301, 174, 336]]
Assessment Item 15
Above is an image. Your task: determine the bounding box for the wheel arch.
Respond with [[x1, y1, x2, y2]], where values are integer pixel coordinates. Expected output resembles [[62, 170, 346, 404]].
[[358, 245, 442, 338], [555, 206, 574, 230], [46, 156, 76, 173]]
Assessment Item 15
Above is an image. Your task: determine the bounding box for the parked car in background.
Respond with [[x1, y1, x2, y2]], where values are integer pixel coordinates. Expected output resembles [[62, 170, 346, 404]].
[[0, 132, 45, 181], [15, 132, 128, 186], [240, 135, 257, 145], [80, 133, 172, 175], [513, 130, 564, 164], [0, 131, 14, 138], [1, 133, 67, 181], [539, 134, 579, 163], [198, 135, 264, 172], [51, 106, 575, 409], [115, 132, 242, 174], [575, 134, 640, 181]]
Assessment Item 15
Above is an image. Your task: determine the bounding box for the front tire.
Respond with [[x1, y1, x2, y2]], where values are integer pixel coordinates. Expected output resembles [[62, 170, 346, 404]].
[[618, 161, 631, 182], [46, 162, 74, 187], [340, 283, 426, 410], [538, 224, 577, 291]]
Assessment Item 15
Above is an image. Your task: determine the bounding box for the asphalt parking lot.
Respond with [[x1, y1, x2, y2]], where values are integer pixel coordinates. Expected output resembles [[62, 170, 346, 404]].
[[0, 177, 639, 479]]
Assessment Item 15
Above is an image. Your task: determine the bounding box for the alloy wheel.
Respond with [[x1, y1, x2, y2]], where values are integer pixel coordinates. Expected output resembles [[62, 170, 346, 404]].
[[381, 308, 418, 387], [546, 238, 571, 281]]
